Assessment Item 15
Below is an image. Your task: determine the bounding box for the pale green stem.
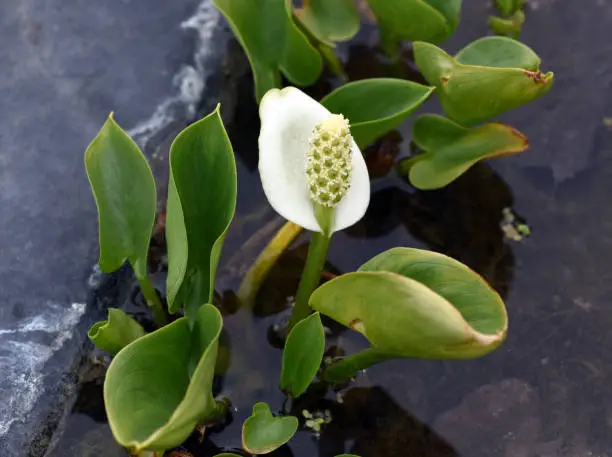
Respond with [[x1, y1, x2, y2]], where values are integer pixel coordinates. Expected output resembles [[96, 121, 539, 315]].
[[319, 44, 348, 82], [136, 274, 168, 327], [322, 348, 394, 383], [202, 397, 231, 424], [238, 221, 304, 309], [288, 230, 331, 331]]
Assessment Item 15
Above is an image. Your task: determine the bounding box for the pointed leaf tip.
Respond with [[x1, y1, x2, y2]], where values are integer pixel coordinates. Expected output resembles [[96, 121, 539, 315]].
[[166, 107, 237, 318], [84, 113, 156, 279]]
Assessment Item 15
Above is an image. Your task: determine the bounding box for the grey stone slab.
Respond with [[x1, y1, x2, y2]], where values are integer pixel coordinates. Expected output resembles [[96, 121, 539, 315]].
[[0, 0, 236, 454]]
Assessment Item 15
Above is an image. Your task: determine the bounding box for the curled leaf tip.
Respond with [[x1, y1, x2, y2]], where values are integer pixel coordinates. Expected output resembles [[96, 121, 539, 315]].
[[523, 70, 553, 85], [349, 318, 365, 333], [474, 327, 507, 346]]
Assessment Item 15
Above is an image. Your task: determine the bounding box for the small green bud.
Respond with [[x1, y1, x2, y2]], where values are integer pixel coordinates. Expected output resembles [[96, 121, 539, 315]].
[[306, 114, 353, 207]]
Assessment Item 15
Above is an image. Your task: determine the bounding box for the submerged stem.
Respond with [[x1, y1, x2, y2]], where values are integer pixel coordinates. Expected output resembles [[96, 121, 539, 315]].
[[288, 230, 332, 331], [379, 28, 401, 63], [238, 221, 304, 309], [202, 397, 231, 425], [322, 348, 393, 383], [319, 44, 348, 82], [136, 274, 168, 327]]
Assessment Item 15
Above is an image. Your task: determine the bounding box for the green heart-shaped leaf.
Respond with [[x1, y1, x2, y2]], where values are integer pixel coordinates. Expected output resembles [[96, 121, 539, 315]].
[[281, 312, 325, 398], [104, 304, 223, 454], [402, 114, 529, 189], [310, 247, 507, 359], [88, 308, 145, 355], [166, 106, 237, 319], [84, 113, 156, 279], [242, 402, 298, 454], [367, 0, 461, 54], [321, 78, 435, 148], [295, 0, 360, 46], [212, 0, 322, 102], [414, 37, 554, 126]]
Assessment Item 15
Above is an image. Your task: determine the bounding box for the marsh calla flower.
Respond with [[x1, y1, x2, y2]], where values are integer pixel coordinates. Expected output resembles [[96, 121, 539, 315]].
[[258, 87, 370, 234]]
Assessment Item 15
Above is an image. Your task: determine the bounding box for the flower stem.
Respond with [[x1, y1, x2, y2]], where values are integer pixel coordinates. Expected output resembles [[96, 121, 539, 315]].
[[288, 230, 331, 331], [322, 348, 393, 383], [136, 274, 168, 327]]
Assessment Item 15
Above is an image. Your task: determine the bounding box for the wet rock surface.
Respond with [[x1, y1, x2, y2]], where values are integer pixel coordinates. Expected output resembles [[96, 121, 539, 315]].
[[0, 0, 238, 455]]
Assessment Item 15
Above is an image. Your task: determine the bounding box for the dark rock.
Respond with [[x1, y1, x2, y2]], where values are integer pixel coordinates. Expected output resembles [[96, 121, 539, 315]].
[[0, 0, 243, 455]]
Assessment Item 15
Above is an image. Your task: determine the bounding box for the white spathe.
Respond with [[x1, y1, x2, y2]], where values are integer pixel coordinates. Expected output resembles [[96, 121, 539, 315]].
[[258, 87, 370, 233]]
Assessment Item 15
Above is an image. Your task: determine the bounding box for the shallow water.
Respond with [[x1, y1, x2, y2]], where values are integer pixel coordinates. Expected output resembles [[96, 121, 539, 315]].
[[47, 1, 612, 456]]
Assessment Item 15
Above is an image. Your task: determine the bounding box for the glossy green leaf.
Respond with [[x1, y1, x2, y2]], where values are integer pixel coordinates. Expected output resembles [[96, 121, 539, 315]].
[[403, 114, 529, 190], [295, 0, 360, 46], [414, 37, 554, 126], [321, 78, 435, 148], [367, 0, 461, 54], [84, 113, 156, 279], [104, 304, 223, 453], [212, 0, 322, 102], [279, 0, 324, 86], [165, 106, 237, 319], [311, 247, 508, 359], [88, 308, 145, 355], [242, 402, 298, 454], [281, 312, 325, 398]]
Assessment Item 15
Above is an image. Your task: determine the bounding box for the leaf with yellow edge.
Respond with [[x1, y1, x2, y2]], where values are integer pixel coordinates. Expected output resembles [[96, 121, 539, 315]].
[[401, 114, 529, 190], [311, 247, 508, 374], [414, 37, 554, 125]]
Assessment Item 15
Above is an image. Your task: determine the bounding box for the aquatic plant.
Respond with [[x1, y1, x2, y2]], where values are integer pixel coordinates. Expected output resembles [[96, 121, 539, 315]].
[[81, 2, 555, 455]]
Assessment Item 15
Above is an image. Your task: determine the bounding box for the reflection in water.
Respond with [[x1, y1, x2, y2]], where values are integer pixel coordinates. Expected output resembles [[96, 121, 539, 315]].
[[345, 161, 517, 299], [314, 387, 458, 457]]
